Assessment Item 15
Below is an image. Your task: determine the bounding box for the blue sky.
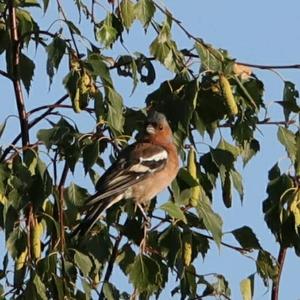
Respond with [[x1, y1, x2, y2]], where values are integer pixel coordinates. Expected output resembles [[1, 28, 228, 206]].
[[1, 0, 300, 299]]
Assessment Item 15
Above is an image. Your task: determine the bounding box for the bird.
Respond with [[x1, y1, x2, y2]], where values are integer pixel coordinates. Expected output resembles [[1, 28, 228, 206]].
[[73, 111, 179, 236]]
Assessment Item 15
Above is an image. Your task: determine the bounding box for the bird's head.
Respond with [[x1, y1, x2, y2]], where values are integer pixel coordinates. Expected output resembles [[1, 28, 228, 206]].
[[143, 111, 173, 144]]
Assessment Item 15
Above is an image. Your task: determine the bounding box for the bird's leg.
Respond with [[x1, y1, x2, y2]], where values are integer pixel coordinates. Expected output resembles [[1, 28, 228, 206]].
[[136, 203, 151, 253]]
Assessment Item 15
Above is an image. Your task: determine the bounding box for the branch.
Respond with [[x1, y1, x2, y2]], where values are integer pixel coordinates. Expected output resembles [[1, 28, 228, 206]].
[[271, 246, 287, 300], [151, 215, 251, 254], [0, 69, 12, 80], [58, 162, 69, 251], [0, 94, 68, 162], [236, 62, 300, 70], [8, 0, 29, 148], [98, 234, 122, 300]]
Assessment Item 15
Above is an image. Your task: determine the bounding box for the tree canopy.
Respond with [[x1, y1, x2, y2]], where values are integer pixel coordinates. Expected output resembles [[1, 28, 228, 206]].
[[0, 0, 299, 299]]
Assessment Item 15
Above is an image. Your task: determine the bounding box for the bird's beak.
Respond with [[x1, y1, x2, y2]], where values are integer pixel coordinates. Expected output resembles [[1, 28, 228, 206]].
[[146, 124, 155, 134]]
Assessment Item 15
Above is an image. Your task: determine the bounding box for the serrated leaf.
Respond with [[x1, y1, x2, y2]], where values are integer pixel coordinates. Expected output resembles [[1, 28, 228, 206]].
[[46, 36, 66, 86], [116, 244, 135, 275], [83, 141, 99, 173], [196, 199, 223, 247], [256, 250, 279, 286], [119, 0, 135, 30], [42, 0, 49, 13], [282, 81, 299, 123], [231, 226, 261, 250], [33, 274, 47, 300], [106, 87, 125, 135], [240, 275, 254, 300], [158, 225, 181, 268], [195, 41, 223, 72], [96, 13, 119, 48], [20, 53, 35, 93], [135, 0, 155, 28], [217, 138, 240, 159], [160, 201, 187, 223], [74, 250, 93, 277], [103, 282, 120, 300], [129, 254, 162, 294], [277, 126, 296, 162], [231, 169, 244, 201], [241, 139, 260, 166], [65, 182, 88, 207]]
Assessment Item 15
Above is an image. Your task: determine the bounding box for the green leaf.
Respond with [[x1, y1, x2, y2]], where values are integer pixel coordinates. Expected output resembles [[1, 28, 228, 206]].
[[221, 170, 232, 208], [240, 275, 254, 300], [256, 250, 279, 286], [20, 53, 35, 93], [282, 81, 300, 123], [66, 20, 81, 35], [135, 0, 155, 28], [83, 141, 99, 173], [116, 244, 135, 275], [74, 250, 93, 277], [96, 13, 119, 48], [129, 254, 162, 294], [106, 87, 125, 135], [65, 182, 88, 207], [33, 274, 47, 300], [196, 199, 223, 247], [6, 229, 26, 258], [195, 41, 223, 72], [217, 138, 240, 159], [241, 139, 260, 166], [158, 225, 181, 268], [160, 201, 187, 223], [42, 0, 50, 13], [87, 53, 113, 87], [46, 36, 66, 86], [119, 0, 135, 30], [231, 226, 262, 250], [277, 126, 297, 163], [231, 169, 244, 201], [103, 282, 120, 300]]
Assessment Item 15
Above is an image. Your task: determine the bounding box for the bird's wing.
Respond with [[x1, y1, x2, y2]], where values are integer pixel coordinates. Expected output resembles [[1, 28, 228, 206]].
[[84, 142, 168, 207]]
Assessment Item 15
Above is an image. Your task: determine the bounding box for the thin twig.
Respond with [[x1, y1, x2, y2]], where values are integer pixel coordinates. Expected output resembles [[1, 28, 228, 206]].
[[0, 94, 68, 162], [271, 246, 287, 300], [56, 0, 80, 57]]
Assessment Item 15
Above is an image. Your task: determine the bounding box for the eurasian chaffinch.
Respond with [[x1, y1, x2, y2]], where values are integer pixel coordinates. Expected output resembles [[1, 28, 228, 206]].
[[74, 111, 179, 236]]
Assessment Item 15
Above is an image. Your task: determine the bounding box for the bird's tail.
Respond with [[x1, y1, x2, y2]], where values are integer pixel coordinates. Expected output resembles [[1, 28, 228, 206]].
[[71, 199, 111, 237]]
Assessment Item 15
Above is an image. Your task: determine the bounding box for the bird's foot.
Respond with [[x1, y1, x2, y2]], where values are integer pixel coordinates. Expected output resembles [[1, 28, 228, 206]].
[[139, 217, 151, 253]]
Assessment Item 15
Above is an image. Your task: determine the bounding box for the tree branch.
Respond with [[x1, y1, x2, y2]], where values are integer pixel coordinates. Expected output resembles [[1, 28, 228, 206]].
[[58, 162, 69, 251], [8, 0, 29, 148], [0, 94, 68, 162], [98, 234, 123, 300], [271, 246, 287, 300]]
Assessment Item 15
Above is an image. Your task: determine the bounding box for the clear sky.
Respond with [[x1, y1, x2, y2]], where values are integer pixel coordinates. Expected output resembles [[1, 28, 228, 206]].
[[1, 0, 300, 299]]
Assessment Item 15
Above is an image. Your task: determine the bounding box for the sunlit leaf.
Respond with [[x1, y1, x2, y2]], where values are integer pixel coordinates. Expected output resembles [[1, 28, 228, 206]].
[[160, 201, 187, 223]]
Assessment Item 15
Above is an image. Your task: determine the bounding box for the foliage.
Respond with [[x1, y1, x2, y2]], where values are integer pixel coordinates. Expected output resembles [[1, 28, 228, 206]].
[[0, 0, 299, 299]]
